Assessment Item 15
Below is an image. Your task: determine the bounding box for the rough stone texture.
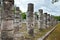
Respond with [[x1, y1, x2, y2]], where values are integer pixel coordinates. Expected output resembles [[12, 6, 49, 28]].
[[13, 7, 23, 40], [0, 1, 1, 40], [38, 9, 43, 30], [14, 32, 24, 40], [26, 3, 34, 36], [43, 13, 47, 29], [1, 0, 14, 40], [50, 15, 54, 26], [33, 12, 37, 28], [28, 3, 34, 12], [47, 14, 50, 28], [14, 7, 21, 33]]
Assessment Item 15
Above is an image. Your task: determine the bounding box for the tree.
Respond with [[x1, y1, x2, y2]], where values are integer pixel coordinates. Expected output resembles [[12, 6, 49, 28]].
[[54, 16, 60, 21], [21, 12, 26, 19]]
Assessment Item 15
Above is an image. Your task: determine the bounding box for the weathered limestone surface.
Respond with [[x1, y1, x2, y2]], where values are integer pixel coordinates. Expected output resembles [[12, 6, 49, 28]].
[[33, 12, 37, 28], [47, 14, 50, 28], [43, 13, 47, 29], [13, 7, 23, 40], [14, 7, 21, 33], [50, 15, 54, 26], [0, 1, 1, 40], [38, 9, 43, 30], [26, 3, 34, 36], [0, 1, 58, 40], [1, 0, 14, 40]]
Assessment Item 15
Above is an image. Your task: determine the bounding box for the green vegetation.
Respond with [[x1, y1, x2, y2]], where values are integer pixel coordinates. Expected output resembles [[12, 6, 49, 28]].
[[21, 12, 26, 19], [19, 23, 54, 40], [21, 12, 39, 20], [54, 16, 60, 21]]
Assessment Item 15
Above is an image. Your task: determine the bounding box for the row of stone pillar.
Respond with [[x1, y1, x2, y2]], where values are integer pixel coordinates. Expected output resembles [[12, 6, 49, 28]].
[[27, 3, 58, 36], [0, 0, 58, 40], [38, 9, 58, 29]]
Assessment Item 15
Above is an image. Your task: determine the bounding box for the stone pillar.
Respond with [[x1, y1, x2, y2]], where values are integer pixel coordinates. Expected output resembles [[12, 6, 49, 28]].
[[38, 9, 43, 30], [33, 12, 37, 28], [0, 0, 1, 7], [49, 15, 52, 27], [14, 7, 21, 33], [55, 19, 57, 25], [43, 13, 47, 29], [33, 12, 38, 33], [0, 1, 1, 40], [0, 8, 1, 40], [53, 17, 56, 26], [13, 7, 23, 40], [1, 0, 14, 40], [26, 3, 34, 36], [47, 14, 50, 28], [54, 18, 56, 26], [50, 15, 54, 26]]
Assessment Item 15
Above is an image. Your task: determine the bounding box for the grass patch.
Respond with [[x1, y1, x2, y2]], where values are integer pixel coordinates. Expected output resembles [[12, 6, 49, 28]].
[[18, 23, 54, 40], [45, 23, 60, 40]]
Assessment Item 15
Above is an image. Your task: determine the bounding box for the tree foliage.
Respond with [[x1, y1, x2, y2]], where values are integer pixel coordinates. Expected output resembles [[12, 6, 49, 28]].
[[21, 12, 26, 19], [54, 16, 60, 21]]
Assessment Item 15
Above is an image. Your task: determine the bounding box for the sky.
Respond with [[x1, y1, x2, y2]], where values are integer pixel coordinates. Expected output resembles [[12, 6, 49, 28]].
[[15, 0, 60, 16]]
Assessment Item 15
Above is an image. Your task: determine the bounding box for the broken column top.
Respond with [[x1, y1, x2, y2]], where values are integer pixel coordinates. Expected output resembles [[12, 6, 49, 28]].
[[16, 7, 20, 11], [2, 0, 14, 20], [47, 14, 50, 17], [27, 3, 34, 12], [48, 14, 50, 15], [39, 9, 43, 13], [3, 0, 14, 10], [15, 7, 21, 13], [44, 13, 47, 15], [51, 15, 54, 17], [3, 0, 14, 4], [44, 13, 47, 17]]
